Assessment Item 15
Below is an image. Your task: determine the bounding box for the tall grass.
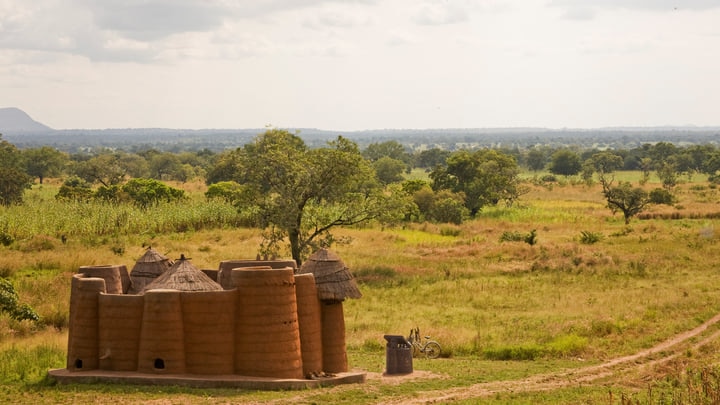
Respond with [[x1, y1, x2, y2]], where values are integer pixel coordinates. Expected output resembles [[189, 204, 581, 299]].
[[2, 178, 720, 403]]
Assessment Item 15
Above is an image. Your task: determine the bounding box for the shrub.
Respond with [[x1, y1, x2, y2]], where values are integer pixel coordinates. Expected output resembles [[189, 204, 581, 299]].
[[649, 187, 675, 205], [121, 178, 185, 209], [0, 278, 40, 323], [55, 177, 93, 202], [429, 198, 467, 225], [579, 230, 603, 244], [500, 231, 523, 242]]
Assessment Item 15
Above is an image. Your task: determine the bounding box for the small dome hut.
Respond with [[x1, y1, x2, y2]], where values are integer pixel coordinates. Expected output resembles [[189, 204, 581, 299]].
[[298, 248, 361, 373], [128, 247, 173, 294], [142, 254, 222, 293]]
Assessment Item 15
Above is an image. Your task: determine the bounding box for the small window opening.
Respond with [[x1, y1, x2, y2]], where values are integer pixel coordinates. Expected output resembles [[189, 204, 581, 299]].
[[154, 358, 165, 369], [74, 359, 83, 369]]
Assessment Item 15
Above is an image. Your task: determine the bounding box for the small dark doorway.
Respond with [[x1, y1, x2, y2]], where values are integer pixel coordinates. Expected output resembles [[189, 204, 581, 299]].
[[154, 358, 165, 369]]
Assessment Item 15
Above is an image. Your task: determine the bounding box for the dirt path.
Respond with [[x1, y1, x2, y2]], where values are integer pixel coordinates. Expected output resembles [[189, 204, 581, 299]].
[[264, 312, 720, 404], [383, 312, 720, 404]]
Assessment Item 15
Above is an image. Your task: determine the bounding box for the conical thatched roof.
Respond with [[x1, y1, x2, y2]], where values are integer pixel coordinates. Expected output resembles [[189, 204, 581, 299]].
[[128, 247, 174, 294], [128, 247, 173, 294], [142, 254, 222, 293], [298, 248, 362, 301]]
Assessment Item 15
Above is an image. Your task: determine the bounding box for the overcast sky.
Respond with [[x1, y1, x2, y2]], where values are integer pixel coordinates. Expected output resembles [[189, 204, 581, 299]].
[[2, 0, 720, 131]]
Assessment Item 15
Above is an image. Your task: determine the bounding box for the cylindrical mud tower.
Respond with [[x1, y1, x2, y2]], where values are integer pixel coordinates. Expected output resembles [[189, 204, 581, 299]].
[[67, 274, 106, 371], [79, 265, 128, 294], [232, 267, 304, 379], [321, 300, 348, 373], [218, 259, 297, 290], [98, 293, 144, 371], [181, 290, 236, 374], [294, 273, 323, 377], [137, 289, 186, 374]]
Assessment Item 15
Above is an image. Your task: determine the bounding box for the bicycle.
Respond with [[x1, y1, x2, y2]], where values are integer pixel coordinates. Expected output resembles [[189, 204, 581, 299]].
[[407, 327, 441, 359]]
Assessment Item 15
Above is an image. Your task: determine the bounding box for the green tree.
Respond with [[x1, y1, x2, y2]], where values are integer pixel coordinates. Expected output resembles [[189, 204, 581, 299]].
[[0, 135, 32, 206], [585, 151, 624, 187], [373, 156, 406, 185], [363, 140, 411, 165], [603, 181, 650, 225], [430, 149, 522, 216], [525, 148, 547, 172], [549, 149, 582, 177], [73, 153, 127, 187], [233, 129, 403, 264], [414, 148, 450, 169], [23, 146, 68, 184]]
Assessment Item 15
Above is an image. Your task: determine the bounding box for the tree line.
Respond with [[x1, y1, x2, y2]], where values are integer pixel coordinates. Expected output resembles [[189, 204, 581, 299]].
[[2, 131, 720, 263]]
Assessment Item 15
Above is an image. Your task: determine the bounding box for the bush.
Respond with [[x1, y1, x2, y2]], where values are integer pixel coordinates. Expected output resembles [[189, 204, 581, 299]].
[[429, 198, 467, 225], [0, 278, 40, 323], [500, 230, 537, 245], [649, 187, 675, 205], [55, 177, 93, 202], [579, 230, 603, 244], [500, 231, 523, 242]]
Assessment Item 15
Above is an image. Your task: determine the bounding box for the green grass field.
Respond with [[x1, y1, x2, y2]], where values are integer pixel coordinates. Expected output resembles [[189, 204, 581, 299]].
[[2, 174, 720, 403]]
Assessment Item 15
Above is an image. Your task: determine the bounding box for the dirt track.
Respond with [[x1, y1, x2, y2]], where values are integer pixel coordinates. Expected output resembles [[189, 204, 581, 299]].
[[382, 313, 720, 404], [268, 313, 720, 404]]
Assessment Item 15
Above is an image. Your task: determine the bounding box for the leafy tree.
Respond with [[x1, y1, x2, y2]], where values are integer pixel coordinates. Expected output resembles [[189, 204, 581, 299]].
[[656, 160, 679, 190], [373, 156, 406, 185], [73, 153, 128, 187], [549, 149, 582, 177], [525, 148, 547, 172], [603, 181, 650, 224], [205, 149, 245, 185], [149, 152, 191, 181], [121, 178, 185, 209], [430, 149, 522, 216], [0, 135, 32, 206], [23, 146, 68, 184], [585, 151, 624, 187], [363, 140, 411, 165], [414, 148, 450, 169], [232, 129, 403, 264]]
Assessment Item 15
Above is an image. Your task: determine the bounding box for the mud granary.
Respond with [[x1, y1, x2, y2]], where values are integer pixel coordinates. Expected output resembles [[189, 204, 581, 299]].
[[53, 249, 364, 387]]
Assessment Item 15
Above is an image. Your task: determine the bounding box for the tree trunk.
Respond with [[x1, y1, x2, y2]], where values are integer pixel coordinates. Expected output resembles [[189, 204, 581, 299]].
[[288, 228, 302, 267]]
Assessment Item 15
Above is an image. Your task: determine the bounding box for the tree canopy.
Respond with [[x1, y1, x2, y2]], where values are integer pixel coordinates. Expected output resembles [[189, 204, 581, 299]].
[[430, 149, 522, 216], [221, 129, 406, 264], [0, 135, 32, 206]]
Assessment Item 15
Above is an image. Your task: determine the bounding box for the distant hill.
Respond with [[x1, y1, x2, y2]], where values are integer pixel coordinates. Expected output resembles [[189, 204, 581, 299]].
[[0, 107, 54, 134]]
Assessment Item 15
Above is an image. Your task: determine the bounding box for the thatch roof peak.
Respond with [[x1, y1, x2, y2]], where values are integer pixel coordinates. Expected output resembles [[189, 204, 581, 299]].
[[142, 255, 222, 293], [298, 248, 361, 301]]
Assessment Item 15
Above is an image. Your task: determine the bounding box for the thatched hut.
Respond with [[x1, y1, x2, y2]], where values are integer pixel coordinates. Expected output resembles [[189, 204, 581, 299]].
[[297, 248, 361, 373], [128, 247, 173, 294], [298, 248, 361, 302], [142, 254, 222, 293]]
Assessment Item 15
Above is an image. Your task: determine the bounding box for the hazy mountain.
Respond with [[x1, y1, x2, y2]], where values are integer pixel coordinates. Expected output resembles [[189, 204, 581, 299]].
[[0, 107, 54, 134]]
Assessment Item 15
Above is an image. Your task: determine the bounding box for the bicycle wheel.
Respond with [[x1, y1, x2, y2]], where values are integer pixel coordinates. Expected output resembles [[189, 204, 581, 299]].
[[423, 341, 441, 359]]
